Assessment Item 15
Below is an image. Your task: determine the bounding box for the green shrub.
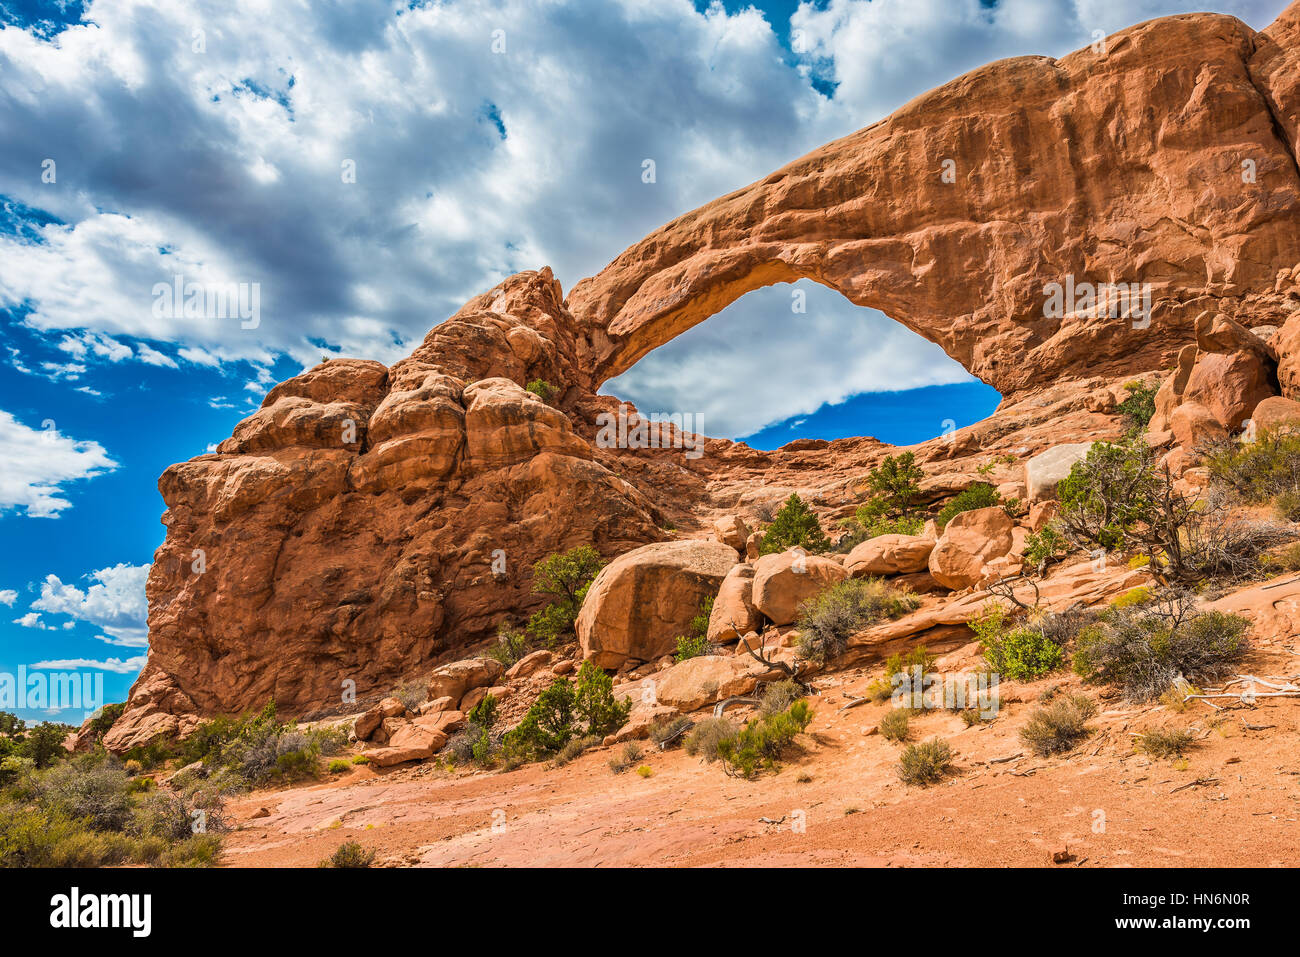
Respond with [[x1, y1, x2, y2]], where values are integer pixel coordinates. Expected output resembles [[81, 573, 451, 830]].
[[526, 545, 603, 646], [320, 841, 374, 868], [760, 493, 830, 555], [936, 483, 1002, 530], [674, 595, 714, 661], [1059, 440, 1295, 581], [716, 700, 814, 778], [1135, 726, 1195, 758], [684, 717, 738, 762], [1111, 586, 1151, 609], [1023, 524, 1068, 573], [328, 759, 351, 774], [1205, 428, 1300, 514], [84, 702, 126, 742], [503, 677, 578, 760], [486, 625, 531, 667], [1072, 592, 1249, 701], [1020, 693, 1096, 756], [525, 379, 557, 402], [982, 626, 1064, 682], [897, 738, 953, 787], [883, 644, 937, 684], [467, 693, 498, 731], [878, 708, 911, 742], [759, 679, 804, 716], [796, 578, 920, 665], [1117, 380, 1158, 433], [574, 661, 631, 738]]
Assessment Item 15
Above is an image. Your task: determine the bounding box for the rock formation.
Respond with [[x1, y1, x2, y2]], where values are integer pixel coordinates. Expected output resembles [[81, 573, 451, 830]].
[[103, 2, 1300, 750]]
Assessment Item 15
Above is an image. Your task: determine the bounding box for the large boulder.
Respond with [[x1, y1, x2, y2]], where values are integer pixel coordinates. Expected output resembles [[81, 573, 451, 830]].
[[1250, 395, 1300, 434], [1182, 351, 1275, 433], [1024, 443, 1093, 504], [1149, 344, 1197, 433], [844, 533, 934, 577], [928, 506, 1014, 590], [426, 658, 504, 703], [751, 550, 848, 626], [713, 515, 750, 552], [577, 540, 739, 668], [1170, 401, 1228, 451], [652, 655, 764, 711], [354, 696, 407, 741], [706, 564, 760, 643]]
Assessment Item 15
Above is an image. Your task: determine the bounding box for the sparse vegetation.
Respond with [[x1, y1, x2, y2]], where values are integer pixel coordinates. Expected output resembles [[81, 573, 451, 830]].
[[502, 662, 629, 764], [649, 715, 693, 749], [1057, 440, 1296, 583], [1019, 693, 1096, 756], [715, 700, 814, 779], [1072, 590, 1250, 701], [525, 379, 557, 402], [1117, 379, 1158, 434], [840, 453, 926, 549], [897, 738, 953, 787], [319, 841, 374, 868], [1135, 727, 1195, 759], [1022, 524, 1068, 575], [1204, 428, 1300, 520], [795, 578, 920, 665], [684, 717, 737, 762], [486, 624, 531, 667], [674, 595, 714, 661], [878, 708, 911, 742], [526, 545, 604, 646], [608, 741, 643, 774], [760, 493, 831, 555]]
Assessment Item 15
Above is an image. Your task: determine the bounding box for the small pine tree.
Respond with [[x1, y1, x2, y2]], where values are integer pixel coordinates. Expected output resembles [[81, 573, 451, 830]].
[[574, 661, 631, 737], [760, 493, 830, 555]]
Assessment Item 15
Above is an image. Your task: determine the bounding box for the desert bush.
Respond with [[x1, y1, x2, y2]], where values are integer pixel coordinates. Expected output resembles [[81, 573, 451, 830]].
[[649, 715, 693, 749], [391, 677, 427, 712], [760, 493, 831, 555], [1019, 693, 1096, 756], [897, 738, 953, 786], [1023, 524, 1068, 574], [320, 841, 374, 868], [1268, 541, 1300, 572], [759, 679, 804, 716], [486, 625, 531, 667], [574, 661, 631, 738], [1204, 428, 1300, 515], [1072, 591, 1249, 701], [1058, 440, 1296, 581], [1117, 379, 1158, 433], [673, 595, 715, 662], [525, 379, 556, 402], [796, 578, 920, 665], [715, 700, 813, 779], [1033, 604, 1097, 646], [981, 625, 1064, 682], [684, 717, 738, 762], [883, 644, 937, 683], [32, 757, 134, 832], [328, 759, 350, 774], [527, 545, 603, 646], [878, 708, 911, 742], [936, 483, 1002, 530], [504, 677, 578, 760], [608, 741, 643, 774], [1135, 726, 1195, 759], [554, 734, 602, 767]]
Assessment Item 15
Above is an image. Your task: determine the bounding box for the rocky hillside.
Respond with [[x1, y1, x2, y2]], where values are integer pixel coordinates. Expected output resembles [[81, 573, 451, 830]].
[[100, 1, 1300, 753]]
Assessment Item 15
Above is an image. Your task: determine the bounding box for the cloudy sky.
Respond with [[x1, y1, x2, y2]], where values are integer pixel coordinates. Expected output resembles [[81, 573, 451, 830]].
[[0, 0, 1290, 719]]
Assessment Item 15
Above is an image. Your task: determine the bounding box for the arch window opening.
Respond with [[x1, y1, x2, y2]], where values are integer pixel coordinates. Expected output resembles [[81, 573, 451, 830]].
[[602, 279, 1001, 451]]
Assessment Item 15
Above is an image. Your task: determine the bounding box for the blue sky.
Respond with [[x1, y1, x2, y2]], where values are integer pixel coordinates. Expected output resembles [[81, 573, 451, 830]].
[[0, 0, 1291, 720]]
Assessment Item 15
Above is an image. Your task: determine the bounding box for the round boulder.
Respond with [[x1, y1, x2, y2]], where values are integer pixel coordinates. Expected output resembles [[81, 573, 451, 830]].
[[577, 540, 739, 669], [751, 549, 848, 626], [928, 506, 1014, 590]]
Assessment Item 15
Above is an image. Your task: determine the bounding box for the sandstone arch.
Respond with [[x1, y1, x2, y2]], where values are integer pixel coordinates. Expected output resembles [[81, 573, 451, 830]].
[[569, 9, 1300, 397]]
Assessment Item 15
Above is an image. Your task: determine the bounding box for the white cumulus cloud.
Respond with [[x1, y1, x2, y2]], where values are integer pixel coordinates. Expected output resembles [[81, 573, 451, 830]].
[[0, 410, 118, 518]]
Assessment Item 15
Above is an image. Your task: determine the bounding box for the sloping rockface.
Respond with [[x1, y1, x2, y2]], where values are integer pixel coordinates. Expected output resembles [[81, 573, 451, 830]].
[[104, 3, 1300, 751]]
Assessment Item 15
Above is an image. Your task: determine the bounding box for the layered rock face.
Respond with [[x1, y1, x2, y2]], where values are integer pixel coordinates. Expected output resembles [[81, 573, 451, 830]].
[[106, 3, 1300, 749]]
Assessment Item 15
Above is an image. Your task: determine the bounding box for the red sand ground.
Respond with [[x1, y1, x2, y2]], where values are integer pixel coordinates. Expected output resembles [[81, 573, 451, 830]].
[[221, 643, 1300, 868]]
